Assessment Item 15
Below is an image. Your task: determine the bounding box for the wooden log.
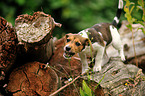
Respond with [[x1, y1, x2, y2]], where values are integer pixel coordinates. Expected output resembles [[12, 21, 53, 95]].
[[84, 58, 145, 96], [15, 11, 61, 45], [16, 38, 54, 64], [15, 11, 62, 63], [6, 61, 58, 96], [0, 17, 17, 80]]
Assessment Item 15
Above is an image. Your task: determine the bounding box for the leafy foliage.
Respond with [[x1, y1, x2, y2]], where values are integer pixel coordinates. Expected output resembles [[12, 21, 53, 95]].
[[0, 0, 143, 38], [124, 0, 145, 34]]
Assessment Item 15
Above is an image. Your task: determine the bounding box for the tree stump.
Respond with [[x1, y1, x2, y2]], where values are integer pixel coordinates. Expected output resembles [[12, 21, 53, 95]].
[[0, 17, 17, 80], [15, 11, 61, 63], [6, 61, 58, 96]]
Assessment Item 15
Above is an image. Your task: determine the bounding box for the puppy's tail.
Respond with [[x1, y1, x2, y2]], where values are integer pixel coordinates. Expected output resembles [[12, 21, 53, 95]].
[[112, 0, 123, 27]]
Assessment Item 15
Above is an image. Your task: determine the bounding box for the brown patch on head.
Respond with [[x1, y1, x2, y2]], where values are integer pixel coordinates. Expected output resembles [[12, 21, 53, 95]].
[[64, 33, 88, 53]]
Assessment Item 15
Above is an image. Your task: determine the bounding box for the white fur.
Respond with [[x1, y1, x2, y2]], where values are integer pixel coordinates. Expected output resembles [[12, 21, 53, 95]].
[[118, 0, 123, 9], [98, 32, 103, 38], [109, 25, 125, 61], [79, 42, 106, 73], [114, 16, 119, 24], [78, 29, 89, 38]]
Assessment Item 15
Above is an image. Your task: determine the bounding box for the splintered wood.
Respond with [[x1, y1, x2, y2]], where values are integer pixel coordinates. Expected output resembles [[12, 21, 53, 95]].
[[15, 11, 61, 44], [6, 62, 58, 96]]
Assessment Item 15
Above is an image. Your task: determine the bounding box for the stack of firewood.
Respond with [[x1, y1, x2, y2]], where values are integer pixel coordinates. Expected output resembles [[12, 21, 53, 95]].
[[0, 12, 145, 96]]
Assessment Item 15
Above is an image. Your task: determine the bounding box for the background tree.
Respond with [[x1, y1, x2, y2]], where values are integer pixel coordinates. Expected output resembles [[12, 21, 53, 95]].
[[0, 0, 143, 38]]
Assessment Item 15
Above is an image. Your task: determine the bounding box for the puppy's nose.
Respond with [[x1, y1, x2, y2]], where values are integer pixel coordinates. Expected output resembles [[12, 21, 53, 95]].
[[66, 46, 71, 51]]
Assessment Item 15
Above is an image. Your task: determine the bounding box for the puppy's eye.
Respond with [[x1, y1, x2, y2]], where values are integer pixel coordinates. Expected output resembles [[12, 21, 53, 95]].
[[67, 39, 70, 42], [76, 42, 80, 46]]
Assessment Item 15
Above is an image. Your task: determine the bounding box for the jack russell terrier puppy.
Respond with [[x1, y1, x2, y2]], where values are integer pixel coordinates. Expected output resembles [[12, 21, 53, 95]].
[[63, 0, 125, 74]]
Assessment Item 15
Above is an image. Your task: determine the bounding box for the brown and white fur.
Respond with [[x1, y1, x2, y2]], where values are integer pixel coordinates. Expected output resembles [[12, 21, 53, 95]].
[[63, 0, 125, 74]]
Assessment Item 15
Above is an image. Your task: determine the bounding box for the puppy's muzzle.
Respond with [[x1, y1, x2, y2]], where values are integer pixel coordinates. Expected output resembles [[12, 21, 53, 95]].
[[63, 46, 75, 59]]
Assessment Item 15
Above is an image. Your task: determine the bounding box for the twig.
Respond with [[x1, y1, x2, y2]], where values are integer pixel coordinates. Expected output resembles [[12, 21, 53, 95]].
[[49, 70, 91, 96], [49, 75, 81, 96], [131, 27, 138, 67]]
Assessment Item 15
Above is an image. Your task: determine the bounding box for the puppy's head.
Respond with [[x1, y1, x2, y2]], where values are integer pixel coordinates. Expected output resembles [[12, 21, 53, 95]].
[[63, 33, 89, 59]]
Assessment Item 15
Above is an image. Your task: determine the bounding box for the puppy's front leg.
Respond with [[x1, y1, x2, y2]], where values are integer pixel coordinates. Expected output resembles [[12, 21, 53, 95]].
[[93, 47, 105, 72], [78, 52, 90, 74]]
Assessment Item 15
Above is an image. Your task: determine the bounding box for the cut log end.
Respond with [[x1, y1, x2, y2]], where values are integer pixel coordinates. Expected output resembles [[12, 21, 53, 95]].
[[6, 62, 58, 95], [15, 11, 61, 45]]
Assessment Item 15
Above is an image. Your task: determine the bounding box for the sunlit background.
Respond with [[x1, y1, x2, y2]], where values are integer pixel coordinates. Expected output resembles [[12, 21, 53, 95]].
[[0, 0, 142, 38]]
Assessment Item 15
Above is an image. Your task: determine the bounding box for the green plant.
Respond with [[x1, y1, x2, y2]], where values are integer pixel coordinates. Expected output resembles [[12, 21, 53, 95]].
[[124, 0, 145, 66], [80, 80, 95, 96], [124, 0, 145, 33], [80, 74, 105, 96]]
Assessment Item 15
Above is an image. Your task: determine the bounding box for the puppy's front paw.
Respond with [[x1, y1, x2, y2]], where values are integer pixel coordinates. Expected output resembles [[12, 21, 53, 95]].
[[93, 66, 101, 72], [82, 67, 90, 74], [121, 55, 125, 61]]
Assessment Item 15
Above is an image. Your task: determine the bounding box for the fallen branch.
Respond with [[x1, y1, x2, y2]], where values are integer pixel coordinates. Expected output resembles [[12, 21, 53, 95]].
[[49, 70, 92, 96], [49, 75, 81, 96]]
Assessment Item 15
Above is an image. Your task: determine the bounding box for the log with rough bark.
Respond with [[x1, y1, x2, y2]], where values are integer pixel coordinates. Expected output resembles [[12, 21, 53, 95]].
[[15, 11, 61, 63], [0, 17, 17, 80], [6, 61, 58, 96], [85, 58, 145, 96]]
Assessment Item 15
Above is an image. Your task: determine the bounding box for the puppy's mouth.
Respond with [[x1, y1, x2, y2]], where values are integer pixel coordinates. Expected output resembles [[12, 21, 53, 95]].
[[63, 51, 75, 59]]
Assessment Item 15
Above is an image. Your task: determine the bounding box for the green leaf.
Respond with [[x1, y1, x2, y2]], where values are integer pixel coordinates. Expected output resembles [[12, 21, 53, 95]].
[[80, 87, 85, 96], [95, 74, 105, 89], [130, 6, 135, 14], [82, 80, 92, 96], [126, 24, 132, 31], [138, 28, 145, 34]]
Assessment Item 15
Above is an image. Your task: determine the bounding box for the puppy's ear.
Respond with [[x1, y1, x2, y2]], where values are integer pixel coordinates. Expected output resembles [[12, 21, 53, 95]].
[[85, 38, 89, 46], [85, 38, 93, 51]]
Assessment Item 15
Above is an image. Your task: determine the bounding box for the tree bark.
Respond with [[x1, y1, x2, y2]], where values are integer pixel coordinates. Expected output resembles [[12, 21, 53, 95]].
[[0, 17, 17, 80]]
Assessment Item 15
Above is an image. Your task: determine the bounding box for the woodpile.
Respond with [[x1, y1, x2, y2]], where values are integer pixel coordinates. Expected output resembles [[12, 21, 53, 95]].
[[0, 11, 145, 96], [0, 12, 62, 95]]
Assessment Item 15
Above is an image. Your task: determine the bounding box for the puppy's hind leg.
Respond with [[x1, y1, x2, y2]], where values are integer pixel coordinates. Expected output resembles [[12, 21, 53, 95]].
[[110, 25, 125, 61]]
